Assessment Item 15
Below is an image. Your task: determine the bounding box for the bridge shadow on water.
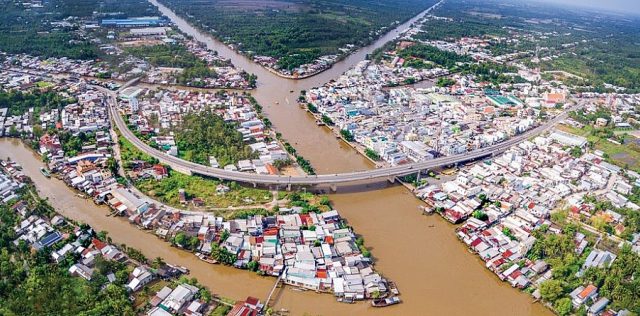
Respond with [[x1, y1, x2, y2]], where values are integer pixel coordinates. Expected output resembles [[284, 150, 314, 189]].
[[233, 178, 408, 195]]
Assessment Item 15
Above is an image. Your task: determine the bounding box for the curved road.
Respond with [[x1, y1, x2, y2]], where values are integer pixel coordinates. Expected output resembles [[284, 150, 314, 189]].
[[105, 83, 575, 185]]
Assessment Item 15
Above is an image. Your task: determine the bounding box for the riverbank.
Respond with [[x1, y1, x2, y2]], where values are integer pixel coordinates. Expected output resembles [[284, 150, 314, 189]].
[[0, 138, 551, 315], [3, 136, 401, 309], [152, 0, 444, 82], [119, 1, 558, 314]]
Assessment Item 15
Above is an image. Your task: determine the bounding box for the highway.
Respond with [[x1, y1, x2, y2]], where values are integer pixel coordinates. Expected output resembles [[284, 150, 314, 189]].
[[103, 82, 574, 186]]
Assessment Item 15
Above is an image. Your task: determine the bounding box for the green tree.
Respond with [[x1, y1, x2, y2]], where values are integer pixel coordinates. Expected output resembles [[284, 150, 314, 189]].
[[554, 297, 573, 316], [539, 279, 565, 303]]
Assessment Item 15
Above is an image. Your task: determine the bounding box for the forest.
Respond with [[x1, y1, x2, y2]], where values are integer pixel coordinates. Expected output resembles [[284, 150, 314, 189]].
[[173, 110, 258, 167], [158, 0, 439, 69]]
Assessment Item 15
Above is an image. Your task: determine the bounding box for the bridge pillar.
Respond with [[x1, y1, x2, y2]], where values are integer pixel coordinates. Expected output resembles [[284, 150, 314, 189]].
[[252, 182, 257, 188], [330, 184, 337, 192], [387, 176, 395, 184], [287, 183, 292, 191]]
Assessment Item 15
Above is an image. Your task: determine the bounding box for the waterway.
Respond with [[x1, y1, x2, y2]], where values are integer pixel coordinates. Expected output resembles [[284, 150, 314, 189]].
[[3, 0, 552, 314]]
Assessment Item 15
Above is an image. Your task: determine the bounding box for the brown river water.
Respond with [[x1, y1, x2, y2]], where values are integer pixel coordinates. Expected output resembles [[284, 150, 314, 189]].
[[0, 1, 552, 314]]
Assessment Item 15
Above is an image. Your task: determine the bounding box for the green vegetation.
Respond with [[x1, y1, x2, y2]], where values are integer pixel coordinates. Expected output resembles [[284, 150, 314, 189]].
[[461, 62, 524, 85], [403, 58, 433, 69], [160, 0, 438, 69], [340, 129, 355, 142], [528, 213, 640, 314], [306, 103, 318, 113], [211, 304, 231, 316], [172, 231, 200, 250], [421, 0, 640, 92], [174, 110, 258, 167], [0, 28, 99, 61], [277, 135, 316, 175], [0, 90, 70, 117], [0, 193, 135, 315], [472, 210, 488, 221], [364, 148, 380, 161], [436, 77, 456, 87], [125, 44, 218, 86], [59, 131, 96, 157], [135, 170, 272, 209], [276, 49, 322, 71], [118, 135, 158, 166], [369, 40, 397, 63], [118, 130, 273, 210], [355, 236, 371, 258], [210, 242, 237, 266], [581, 195, 640, 241], [285, 191, 332, 214], [558, 118, 640, 173], [321, 115, 334, 126], [0, 0, 160, 60], [398, 43, 471, 70]]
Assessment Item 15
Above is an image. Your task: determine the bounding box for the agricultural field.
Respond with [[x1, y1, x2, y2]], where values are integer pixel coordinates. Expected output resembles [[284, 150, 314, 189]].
[[158, 0, 439, 69], [416, 0, 640, 92]]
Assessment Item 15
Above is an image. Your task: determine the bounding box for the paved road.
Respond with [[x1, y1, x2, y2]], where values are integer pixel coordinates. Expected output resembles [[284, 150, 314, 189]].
[[103, 83, 576, 186]]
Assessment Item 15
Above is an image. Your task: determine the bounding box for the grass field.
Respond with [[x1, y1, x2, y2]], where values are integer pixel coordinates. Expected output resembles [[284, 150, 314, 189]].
[[135, 170, 273, 209], [119, 134, 273, 210], [557, 124, 640, 171]]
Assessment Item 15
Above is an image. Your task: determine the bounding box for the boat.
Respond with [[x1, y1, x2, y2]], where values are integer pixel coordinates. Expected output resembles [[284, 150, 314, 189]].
[[40, 167, 51, 178], [337, 297, 355, 304], [371, 296, 401, 307], [196, 253, 218, 264], [388, 282, 400, 295], [275, 101, 279, 105], [418, 205, 434, 215]]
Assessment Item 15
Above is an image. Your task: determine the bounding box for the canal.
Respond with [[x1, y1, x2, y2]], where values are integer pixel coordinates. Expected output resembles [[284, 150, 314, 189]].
[[145, 1, 551, 315], [2, 0, 552, 313], [1, 139, 550, 315]]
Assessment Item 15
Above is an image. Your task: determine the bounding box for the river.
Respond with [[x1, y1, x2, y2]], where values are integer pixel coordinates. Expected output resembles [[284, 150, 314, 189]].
[[3, 0, 552, 314]]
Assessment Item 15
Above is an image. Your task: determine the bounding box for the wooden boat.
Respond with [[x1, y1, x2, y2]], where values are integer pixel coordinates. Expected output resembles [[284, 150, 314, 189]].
[[388, 282, 400, 295], [196, 253, 218, 264], [371, 296, 401, 307], [40, 167, 51, 178]]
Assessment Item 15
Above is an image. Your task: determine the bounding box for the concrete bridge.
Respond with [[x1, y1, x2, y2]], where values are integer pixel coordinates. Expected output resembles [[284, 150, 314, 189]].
[[102, 83, 574, 188]]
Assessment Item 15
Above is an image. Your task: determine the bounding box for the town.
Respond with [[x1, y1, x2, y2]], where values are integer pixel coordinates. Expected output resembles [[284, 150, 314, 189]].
[[0, 159, 266, 316], [1, 0, 640, 315], [0, 52, 398, 312]]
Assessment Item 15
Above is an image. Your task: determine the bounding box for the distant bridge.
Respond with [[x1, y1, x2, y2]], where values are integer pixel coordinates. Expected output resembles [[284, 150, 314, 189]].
[[102, 83, 573, 188]]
